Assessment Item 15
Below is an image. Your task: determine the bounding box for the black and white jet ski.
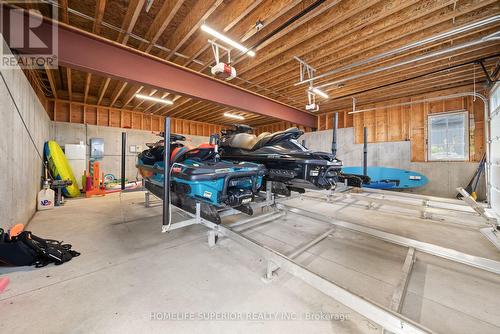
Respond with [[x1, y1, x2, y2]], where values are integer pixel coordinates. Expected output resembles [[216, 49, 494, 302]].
[[218, 125, 343, 195]]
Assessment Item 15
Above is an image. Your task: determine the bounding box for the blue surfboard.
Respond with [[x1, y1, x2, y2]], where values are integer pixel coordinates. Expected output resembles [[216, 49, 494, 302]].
[[342, 166, 428, 189]]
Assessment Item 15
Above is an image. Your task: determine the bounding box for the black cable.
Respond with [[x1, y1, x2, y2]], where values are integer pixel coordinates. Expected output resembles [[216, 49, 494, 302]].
[[248, 0, 327, 51], [0, 71, 45, 162]]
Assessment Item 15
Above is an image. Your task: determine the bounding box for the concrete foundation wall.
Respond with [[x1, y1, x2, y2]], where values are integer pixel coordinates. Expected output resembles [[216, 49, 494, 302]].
[[51, 122, 208, 181], [301, 128, 485, 199], [0, 40, 52, 230]]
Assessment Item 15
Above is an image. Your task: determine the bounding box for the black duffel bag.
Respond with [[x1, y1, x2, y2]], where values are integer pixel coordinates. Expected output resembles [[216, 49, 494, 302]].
[[0, 229, 80, 267]]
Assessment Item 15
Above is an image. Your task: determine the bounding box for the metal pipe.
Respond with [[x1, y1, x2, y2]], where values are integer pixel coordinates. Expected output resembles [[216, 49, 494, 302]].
[[248, 0, 327, 51], [350, 92, 485, 114], [121, 132, 126, 190], [316, 32, 499, 90], [332, 112, 338, 158], [163, 117, 171, 227], [296, 15, 500, 85], [363, 127, 368, 176]]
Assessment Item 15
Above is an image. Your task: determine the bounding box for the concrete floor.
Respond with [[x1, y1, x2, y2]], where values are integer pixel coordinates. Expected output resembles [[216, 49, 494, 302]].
[[1, 191, 499, 333]]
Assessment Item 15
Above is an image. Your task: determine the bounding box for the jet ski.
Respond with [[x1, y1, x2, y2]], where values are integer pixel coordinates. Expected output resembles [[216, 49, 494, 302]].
[[136, 133, 266, 223], [218, 125, 343, 195]]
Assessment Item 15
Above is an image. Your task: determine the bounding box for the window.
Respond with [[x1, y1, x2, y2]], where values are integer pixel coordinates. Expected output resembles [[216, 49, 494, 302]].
[[427, 111, 468, 161]]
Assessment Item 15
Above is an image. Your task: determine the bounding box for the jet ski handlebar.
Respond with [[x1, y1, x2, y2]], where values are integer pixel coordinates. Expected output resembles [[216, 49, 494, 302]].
[[222, 124, 253, 136], [157, 132, 186, 143]]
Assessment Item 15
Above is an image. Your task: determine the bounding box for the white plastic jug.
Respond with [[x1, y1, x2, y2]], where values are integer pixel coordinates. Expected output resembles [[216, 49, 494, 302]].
[[37, 185, 55, 211]]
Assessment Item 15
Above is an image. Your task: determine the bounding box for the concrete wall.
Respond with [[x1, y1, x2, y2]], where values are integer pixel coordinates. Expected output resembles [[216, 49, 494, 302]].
[[301, 128, 485, 199], [0, 40, 52, 230], [51, 122, 208, 181]]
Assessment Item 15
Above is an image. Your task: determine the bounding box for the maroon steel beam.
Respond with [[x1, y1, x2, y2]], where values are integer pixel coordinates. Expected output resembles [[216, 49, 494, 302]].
[[8, 8, 315, 127]]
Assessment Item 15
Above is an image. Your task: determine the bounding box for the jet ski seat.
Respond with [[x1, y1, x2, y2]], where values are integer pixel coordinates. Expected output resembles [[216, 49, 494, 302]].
[[226, 132, 269, 150], [252, 127, 303, 149], [225, 127, 302, 150]]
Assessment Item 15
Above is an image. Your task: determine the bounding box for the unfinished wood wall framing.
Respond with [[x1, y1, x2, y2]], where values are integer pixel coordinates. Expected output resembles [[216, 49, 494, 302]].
[[46, 99, 224, 137], [349, 95, 485, 162], [258, 87, 486, 163]]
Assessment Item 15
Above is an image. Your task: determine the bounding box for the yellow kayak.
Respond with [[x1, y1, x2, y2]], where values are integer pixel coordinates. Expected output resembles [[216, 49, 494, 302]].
[[44, 141, 81, 198]]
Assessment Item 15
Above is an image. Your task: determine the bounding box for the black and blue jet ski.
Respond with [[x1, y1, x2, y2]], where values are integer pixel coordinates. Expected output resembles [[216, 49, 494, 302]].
[[136, 133, 266, 223], [218, 125, 344, 195]]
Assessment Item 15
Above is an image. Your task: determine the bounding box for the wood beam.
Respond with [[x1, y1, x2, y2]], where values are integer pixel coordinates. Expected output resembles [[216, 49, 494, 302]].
[[143, 92, 169, 113], [66, 67, 72, 101], [97, 77, 111, 105], [139, 0, 184, 53], [44, 65, 58, 99], [169, 100, 205, 117], [238, 0, 413, 83], [245, 0, 498, 91], [118, 0, 146, 45], [193, 0, 309, 71], [84, 73, 91, 103], [155, 95, 192, 115], [280, 42, 500, 102], [92, 0, 107, 34], [164, 0, 224, 60], [110, 82, 128, 107], [173, 0, 261, 65], [153, 95, 182, 115], [121, 85, 144, 108], [177, 103, 221, 119], [174, 0, 308, 116], [60, 0, 68, 23], [134, 89, 157, 109]]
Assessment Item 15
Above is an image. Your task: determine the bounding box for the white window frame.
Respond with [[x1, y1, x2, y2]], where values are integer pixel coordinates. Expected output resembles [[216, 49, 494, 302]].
[[427, 110, 469, 162]]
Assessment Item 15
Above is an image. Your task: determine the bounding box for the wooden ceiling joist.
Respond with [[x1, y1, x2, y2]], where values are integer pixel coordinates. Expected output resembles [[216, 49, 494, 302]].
[[118, 0, 146, 45], [109, 82, 128, 107], [163, 0, 224, 60], [83, 73, 92, 104], [44, 65, 58, 99], [139, 0, 184, 53], [247, 1, 499, 94], [92, 0, 107, 34], [96, 77, 111, 105], [174, 0, 260, 66], [66, 67, 72, 101], [122, 85, 144, 109], [60, 0, 69, 24], [153, 95, 182, 115]]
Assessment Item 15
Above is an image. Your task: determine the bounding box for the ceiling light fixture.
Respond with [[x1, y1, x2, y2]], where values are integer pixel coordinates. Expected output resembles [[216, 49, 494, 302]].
[[135, 93, 173, 105], [201, 24, 256, 57], [224, 112, 245, 120], [310, 87, 329, 99]]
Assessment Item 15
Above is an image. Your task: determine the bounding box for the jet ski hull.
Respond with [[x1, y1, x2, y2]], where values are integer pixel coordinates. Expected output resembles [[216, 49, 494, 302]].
[[136, 145, 265, 223]]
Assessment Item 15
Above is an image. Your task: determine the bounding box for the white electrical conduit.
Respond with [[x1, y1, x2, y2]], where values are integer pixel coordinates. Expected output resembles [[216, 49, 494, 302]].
[[348, 92, 492, 208], [296, 15, 500, 86], [315, 31, 500, 90]]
